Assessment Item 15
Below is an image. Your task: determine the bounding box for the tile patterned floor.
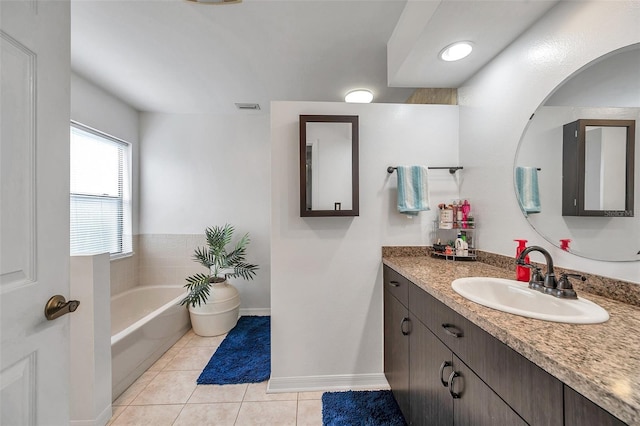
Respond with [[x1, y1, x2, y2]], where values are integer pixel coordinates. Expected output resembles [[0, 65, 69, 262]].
[[108, 329, 324, 426]]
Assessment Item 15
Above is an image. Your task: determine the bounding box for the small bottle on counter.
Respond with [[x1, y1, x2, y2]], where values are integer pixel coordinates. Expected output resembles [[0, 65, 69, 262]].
[[440, 206, 453, 229], [466, 213, 474, 229], [514, 239, 530, 282], [461, 200, 471, 228], [456, 200, 463, 223], [455, 232, 469, 256]]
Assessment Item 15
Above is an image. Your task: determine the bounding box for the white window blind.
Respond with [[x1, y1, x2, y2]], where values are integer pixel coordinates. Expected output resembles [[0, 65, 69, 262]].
[[70, 122, 132, 258]]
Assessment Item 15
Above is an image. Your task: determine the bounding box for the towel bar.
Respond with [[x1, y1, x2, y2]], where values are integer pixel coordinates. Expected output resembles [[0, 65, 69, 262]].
[[387, 166, 463, 175]]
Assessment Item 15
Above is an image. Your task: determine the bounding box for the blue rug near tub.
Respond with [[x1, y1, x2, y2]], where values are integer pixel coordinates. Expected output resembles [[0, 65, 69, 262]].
[[322, 390, 407, 426], [197, 315, 270, 385]]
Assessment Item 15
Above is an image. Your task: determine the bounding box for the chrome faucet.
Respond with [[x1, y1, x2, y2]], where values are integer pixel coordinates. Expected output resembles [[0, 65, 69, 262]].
[[516, 246, 583, 299]]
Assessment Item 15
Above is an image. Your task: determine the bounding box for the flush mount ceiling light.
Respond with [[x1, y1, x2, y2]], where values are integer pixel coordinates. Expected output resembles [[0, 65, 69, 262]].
[[185, 0, 242, 4], [345, 89, 373, 103], [439, 41, 473, 62]]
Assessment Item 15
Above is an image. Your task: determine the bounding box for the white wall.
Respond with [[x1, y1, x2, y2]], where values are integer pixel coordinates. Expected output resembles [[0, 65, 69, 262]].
[[458, 0, 640, 283], [71, 72, 140, 235], [270, 101, 459, 391], [71, 72, 141, 295], [139, 113, 271, 311]]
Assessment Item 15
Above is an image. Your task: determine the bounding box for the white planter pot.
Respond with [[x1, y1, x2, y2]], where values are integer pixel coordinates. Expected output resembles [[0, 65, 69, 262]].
[[188, 280, 240, 336]]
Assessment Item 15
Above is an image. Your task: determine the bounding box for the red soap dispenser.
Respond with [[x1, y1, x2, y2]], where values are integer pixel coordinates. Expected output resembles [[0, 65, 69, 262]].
[[514, 239, 530, 282]]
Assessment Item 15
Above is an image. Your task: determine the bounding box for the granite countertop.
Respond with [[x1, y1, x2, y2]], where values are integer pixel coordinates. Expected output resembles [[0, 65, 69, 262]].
[[382, 254, 640, 426]]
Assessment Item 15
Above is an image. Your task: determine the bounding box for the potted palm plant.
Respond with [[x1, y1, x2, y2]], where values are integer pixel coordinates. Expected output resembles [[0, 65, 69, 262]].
[[180, 224, 259, 336]]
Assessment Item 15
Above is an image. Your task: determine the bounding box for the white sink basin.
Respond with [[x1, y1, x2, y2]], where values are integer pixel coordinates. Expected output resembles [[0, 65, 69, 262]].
[[451, 277, 609, 324]]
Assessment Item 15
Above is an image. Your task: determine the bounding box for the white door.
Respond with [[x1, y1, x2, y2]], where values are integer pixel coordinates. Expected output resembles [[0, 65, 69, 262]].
[[1, 1, 71, 425]]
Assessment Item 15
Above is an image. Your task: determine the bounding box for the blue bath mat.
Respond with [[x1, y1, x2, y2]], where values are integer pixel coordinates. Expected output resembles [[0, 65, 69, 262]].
[[197, 315, 270, 385], [322, 390, 407, 426]]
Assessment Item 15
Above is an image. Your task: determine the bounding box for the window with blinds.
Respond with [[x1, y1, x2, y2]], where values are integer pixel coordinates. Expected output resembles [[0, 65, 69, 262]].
[[70, 123, 132, 258]]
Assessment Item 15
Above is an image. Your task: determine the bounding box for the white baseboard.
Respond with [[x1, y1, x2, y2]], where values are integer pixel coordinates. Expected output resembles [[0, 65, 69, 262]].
[[70, 403, 112, 426], [267, 373, 390, 394], [96, 404, 112, 426], [239, 308, 271, 316]]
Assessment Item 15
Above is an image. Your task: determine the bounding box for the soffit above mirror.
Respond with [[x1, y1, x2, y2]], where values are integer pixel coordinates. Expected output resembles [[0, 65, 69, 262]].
[[387, 0, 558, 87]]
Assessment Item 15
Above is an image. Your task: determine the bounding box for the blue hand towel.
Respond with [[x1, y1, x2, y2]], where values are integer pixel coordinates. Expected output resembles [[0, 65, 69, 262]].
[[396, 166, 430, 216], [515, 166, 541, 214]]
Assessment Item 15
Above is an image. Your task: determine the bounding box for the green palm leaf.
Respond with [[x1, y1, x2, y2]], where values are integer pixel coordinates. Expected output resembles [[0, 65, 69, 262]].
[[180, 273, 212, 307], [180, 224, 259, 308], [193, 246, 215, 269], [228, 262, 259, 280]]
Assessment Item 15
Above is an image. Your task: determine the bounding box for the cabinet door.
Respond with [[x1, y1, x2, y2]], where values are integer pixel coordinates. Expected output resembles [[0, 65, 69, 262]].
[[564, 386, 627, 426], [409, 316, 453, 426], [384, 289, 410, 419], [452, 355, 527, 426]]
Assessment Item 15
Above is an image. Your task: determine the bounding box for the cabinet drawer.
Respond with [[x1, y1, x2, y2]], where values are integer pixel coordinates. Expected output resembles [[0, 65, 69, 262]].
[[409, 281, 460, 349], [383, 265, 409, 307], [408, 281, 563, 426]]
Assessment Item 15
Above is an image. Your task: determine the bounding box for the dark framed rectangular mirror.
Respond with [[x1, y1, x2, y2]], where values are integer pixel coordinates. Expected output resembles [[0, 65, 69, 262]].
[[299, 115, 359, 217], [562, 119, 635, 217]]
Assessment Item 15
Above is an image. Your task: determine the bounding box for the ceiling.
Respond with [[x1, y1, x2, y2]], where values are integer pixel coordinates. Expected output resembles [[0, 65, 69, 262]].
[[70, 0, 559, 114]]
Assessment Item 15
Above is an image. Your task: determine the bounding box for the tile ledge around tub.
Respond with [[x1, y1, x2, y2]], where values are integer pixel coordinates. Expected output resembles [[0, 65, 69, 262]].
[[381, 246, 640, 308]]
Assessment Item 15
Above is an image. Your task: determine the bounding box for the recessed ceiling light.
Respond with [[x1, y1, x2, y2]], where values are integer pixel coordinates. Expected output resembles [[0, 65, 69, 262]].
[[345, 89, 374, 103], [439, 41, 473, 62]]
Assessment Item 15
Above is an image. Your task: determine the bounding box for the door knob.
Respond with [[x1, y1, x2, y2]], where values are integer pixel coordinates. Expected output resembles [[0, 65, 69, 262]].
[[44, 295, 80, 320]]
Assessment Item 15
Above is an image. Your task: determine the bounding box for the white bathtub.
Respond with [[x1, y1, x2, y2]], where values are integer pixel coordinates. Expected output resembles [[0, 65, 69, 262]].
[[111, 285, 190, 400]]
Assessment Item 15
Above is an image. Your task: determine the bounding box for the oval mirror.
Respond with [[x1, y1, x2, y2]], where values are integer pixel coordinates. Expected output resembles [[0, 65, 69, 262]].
[[514, 43, 640, 261]]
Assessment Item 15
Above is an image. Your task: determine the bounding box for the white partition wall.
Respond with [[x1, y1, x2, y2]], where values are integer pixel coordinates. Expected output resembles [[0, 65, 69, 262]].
[[70, 254, 112, 426], [270, 101, 459, 392]]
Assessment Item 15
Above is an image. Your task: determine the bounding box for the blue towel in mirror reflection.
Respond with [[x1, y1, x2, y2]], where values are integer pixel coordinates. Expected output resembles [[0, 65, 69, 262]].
[[515, 166, 541, 215], [396, 165, 430, 216]]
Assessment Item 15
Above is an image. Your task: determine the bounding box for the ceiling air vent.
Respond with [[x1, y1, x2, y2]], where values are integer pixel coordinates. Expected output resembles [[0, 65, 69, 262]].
[[235, 103, 261, 111]]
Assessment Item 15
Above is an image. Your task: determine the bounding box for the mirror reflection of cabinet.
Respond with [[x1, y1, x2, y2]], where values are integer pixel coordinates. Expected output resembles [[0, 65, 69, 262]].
[[299, 115, 359, 217], [562, 119, 635, 217]]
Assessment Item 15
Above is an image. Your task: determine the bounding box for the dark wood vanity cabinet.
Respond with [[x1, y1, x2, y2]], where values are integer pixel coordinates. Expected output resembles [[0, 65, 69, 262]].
[[383, 265, 627, 426], [408, 280, 563, 426], [408, 315, 526, 426], [383, 266, 526, 425], [564, 386, 627, 426]]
